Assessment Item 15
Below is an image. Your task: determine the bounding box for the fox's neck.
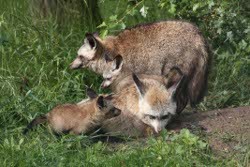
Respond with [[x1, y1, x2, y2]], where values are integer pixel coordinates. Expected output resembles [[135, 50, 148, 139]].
[[78, 101, 96, 115]]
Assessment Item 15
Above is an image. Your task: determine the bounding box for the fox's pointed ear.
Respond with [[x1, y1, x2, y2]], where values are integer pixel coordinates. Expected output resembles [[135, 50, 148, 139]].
[[102, 96, 121, 117], [132, 73, 146, 97], [86, 88, 98, 99], [97, 96, 107, 109], [165, 67, 185, 101], [112, 55, 123, 72], [85, 33, 98, 49], [168, 76, 184, 101]]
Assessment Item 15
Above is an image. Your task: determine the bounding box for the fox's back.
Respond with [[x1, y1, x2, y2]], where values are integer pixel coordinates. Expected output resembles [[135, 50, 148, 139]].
[[105, 20, 208, 75], [47, 104, 90, 132]]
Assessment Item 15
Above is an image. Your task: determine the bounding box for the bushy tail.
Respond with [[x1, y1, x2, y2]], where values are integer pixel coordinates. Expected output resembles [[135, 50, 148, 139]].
[[189, 42, 212, 107], [23, 115, 47, 135]]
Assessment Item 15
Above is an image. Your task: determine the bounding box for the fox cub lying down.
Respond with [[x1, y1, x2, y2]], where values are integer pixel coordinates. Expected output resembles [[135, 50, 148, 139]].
[[23, 88, 121, 135]]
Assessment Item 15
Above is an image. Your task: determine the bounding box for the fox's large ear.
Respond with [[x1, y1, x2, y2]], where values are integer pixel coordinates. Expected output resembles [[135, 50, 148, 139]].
[[112, 55, 123, 72], [85, 33, 98, 49], [86, 88, 98, 99], [132, 73, 146, 97], [165, 67, 185, 101], [97, 96, 107, 109], [103, 97, 121, 117]]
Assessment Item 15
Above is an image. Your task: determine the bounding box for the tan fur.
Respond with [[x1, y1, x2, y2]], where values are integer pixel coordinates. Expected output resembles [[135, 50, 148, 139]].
[[71, 20, 212, 106], [108, 68, 167, 93], [101, 72, 182, 136], [101, 109, 155, 137], [102, 64, 188, 114], [106, 76, 169, 114], [47, 100, 100, 134], [145, 86, 171, 108], [23, 92, 121, 135], [100, 78, 150, 137]]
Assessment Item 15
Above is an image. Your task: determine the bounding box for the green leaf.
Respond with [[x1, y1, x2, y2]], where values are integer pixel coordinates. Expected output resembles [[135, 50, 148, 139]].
[[97, 21, 107, 29], [208, 0, 215, 9], [227, 31, 233, 41], [128, 8, 137, 16], [197, 141, 207, 149], [159, 2, 166, 9], [168, 4, 176, 14], [193, 3, 199, 12], [140, 5, 149, 18], [100, 29, 108, 39], [109, 15, 118, 21], [117, 22, 126, 30]]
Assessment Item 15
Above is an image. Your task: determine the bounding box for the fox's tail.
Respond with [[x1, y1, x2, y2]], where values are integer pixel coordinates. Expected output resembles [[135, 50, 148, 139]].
[[23, 115, 47, 135], [189, 40, 212, 107]]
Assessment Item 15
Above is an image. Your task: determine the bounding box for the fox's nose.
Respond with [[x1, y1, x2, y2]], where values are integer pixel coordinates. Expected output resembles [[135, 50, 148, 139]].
[[154, 127, 162, 133], [69, 63, 79, 69], [100, 82, 107, 89], [69, 58, 83, 69]]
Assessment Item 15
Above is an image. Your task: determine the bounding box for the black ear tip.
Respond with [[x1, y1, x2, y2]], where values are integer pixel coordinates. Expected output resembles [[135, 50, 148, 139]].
[[97, 96, 105, 109], [85, 32, 92, 37], [86, 87, 93, 92], [86, 88, 98, 99], [86, 87, 95, 94], [116, 54, 123, 60], [99, 95, 104, 100]]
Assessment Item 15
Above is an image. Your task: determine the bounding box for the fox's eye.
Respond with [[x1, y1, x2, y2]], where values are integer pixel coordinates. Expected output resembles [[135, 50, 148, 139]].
[[149, 115, 156, 119], [161, 114, 169, 120], [79, 55, 84, 59], [109, 108, 115, 113], [106, 77, 112, 80]]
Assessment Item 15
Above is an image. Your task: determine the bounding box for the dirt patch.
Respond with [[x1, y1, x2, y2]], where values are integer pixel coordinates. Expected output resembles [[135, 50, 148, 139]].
[[99, 106, 249, 157], [168, 106, 250, 154]]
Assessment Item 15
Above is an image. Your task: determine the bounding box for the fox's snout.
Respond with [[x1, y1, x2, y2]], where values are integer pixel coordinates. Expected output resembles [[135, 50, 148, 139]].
[[69, 57, 84, 69], [69, 62, 80, 69], [154, 126, 162, 134], [100, 81, 109, 89]]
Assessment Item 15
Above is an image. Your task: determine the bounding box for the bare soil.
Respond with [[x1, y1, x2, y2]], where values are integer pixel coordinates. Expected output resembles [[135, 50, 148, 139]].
[[168, 106, 250, 154]]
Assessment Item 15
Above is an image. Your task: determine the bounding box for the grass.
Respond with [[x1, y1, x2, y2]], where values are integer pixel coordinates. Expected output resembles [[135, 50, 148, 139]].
[[0, 0, 249, 166], [0, 129, 235, 166]]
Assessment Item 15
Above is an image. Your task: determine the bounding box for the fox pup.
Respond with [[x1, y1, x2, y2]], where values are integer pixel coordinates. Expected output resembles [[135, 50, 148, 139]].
[[101, 69, 185, 134], [70, 20, 212, 107], [23, 88, 121, 135]]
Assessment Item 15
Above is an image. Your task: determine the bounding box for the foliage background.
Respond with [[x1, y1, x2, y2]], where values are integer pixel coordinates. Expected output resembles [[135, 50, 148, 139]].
[[0, 0, 249, 166]]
